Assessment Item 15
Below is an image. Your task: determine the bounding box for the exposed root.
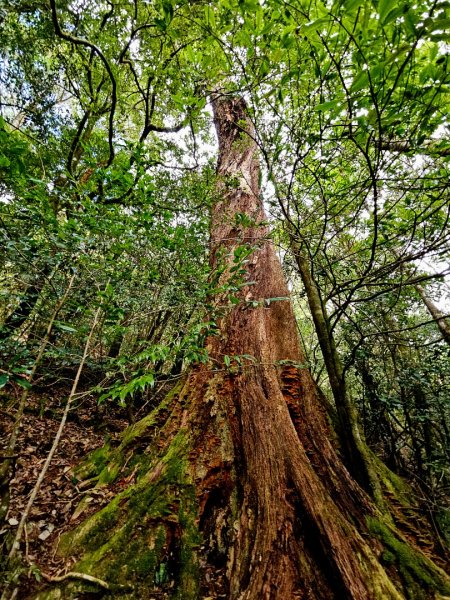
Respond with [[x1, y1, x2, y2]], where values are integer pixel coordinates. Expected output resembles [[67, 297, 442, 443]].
[[40, 570, 125, 590]]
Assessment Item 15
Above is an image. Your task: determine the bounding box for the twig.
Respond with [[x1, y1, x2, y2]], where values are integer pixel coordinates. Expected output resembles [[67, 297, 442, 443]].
[[40, 570, 112, 589]]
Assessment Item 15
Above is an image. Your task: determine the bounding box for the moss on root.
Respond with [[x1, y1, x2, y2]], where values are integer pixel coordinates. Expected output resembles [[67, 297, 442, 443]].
[[74, 443, 112, 480], [70, 381, 184, 492], [367, 516, 450, 599], [67, 381, 186, 523], [52, 426, 201, 600], [372, 453, 412, 504]]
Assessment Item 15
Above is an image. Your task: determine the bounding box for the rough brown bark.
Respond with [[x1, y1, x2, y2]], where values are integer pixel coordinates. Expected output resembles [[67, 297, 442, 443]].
[[183, 95, 396, 599], [135, 96, 394, 598]]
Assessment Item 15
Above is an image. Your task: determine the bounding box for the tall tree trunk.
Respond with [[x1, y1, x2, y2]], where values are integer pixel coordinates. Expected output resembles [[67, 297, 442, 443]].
[[31, 97, 449, 600], [198, 95, 391, 598]]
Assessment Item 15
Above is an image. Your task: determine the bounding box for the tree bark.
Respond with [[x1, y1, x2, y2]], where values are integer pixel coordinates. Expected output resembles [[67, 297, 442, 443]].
[[197, 95, 391, 598]]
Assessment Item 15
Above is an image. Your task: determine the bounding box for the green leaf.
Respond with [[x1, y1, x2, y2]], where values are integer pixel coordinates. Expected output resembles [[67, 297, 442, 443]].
[[382, 5, 404, 26], [0, 374, 9, 388], [259, 56, 270, 78], [154, 17, 167, 31], [224, 354, 231, 367], [162, 1, 174, 24], [29, 563, 42, 583], [55, 321, 77, 333], [344, 0, 364, 12], [204, 5, 216, 27], [241, 354, 256, 362], [304, 17, 332, 31], [14, 376, 32, 389], [155, 563, 168, 585], [378, 0, 392, 23], [351, 70, 369, 92], [423, 17, 450, 33], [280, 31, 295, 49], [315, 99, 339, 112], [98, 392, 109, 404], [280, 69, 299, 86]]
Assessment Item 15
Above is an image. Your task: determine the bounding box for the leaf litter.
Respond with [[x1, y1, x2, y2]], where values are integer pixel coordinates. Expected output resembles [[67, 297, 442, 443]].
[[0, 384, 128, 598]]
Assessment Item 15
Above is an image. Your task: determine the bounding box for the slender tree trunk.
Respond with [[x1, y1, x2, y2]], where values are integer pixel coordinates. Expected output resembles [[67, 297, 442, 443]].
[[415, 283, 450, 346], [289, 249, 383, 505]]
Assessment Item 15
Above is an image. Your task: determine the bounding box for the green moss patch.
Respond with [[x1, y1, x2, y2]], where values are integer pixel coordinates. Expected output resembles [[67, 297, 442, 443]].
[[71, 442, 113, 483], [367, 516, 450, 599], [69, 381, 185, 495], [56, 426, 201, 599]]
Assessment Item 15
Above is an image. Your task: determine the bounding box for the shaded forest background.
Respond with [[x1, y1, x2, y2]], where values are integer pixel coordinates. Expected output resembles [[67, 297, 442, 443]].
[[0, 0, 449, 597]]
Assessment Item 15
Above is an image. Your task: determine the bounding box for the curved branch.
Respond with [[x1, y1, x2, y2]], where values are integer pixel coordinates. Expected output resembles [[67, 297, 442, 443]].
[[49, 0, 116, 166]]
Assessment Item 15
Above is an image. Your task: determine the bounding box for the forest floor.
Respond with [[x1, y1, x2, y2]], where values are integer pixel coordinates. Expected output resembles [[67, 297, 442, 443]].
[[0, 381, 129, 598]]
